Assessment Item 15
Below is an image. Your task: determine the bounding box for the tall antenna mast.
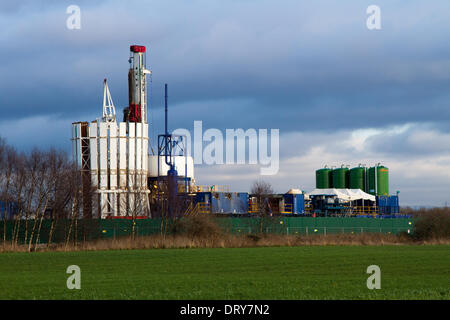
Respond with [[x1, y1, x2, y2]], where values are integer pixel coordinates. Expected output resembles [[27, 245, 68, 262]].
[[102, 78, 116, 123]]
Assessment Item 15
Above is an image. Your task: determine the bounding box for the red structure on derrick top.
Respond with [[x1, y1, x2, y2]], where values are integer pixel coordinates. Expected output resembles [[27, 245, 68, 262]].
[[130, 45, 146, 53]]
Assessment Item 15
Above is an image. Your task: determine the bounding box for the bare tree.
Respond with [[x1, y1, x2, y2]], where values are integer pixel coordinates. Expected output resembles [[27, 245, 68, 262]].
[[0, 138, 9, 246], [0, 137, 94, 250], [251, 180, 274, 233], [0, 141, 25, 247]]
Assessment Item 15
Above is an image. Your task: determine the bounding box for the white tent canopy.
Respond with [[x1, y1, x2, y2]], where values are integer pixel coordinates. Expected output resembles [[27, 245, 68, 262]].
[[306, 188, 376, 202]]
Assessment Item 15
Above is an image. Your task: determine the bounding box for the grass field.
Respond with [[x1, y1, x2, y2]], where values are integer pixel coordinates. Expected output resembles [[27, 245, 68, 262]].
[[0, 245, 449, 299]]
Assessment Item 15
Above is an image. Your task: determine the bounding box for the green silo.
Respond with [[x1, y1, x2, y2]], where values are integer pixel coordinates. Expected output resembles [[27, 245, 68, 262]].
[[368, 165, 389, 196], [332, 167, 349, 189], [349, 165, 367, 191], [316, 168, 332, 189]]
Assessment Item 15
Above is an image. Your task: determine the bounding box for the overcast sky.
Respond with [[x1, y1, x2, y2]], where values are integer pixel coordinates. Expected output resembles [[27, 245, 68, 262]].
[[0, 0, 449, 206]]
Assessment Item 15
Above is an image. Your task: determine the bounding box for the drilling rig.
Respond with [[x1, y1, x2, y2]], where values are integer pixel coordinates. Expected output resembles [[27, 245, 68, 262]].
[[123, 45, 151, 124], [72, 45, 151, 218]]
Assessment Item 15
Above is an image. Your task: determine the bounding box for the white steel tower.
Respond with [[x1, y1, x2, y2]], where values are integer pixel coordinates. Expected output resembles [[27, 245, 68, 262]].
[[72, 45, 151, 218]]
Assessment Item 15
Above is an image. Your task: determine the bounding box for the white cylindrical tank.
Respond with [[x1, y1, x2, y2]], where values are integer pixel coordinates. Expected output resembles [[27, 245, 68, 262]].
[[148, 155, 194, 179]]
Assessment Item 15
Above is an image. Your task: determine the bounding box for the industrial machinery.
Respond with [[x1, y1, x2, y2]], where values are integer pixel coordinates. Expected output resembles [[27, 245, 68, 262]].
[[316, 163, 389, 195], [123, 45, 151, 123], [70, 45, 399, 220], [72, 45, 151, 218], [312, 163, 396, 216], [146, 83, 195, 218]]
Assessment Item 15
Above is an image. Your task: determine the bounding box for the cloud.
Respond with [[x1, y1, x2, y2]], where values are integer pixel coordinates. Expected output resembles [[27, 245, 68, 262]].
[[0, 115, 76, 152], [365, 123, 450, 157], [1, 1, 450, 206], [1, 1, 450, 130], [195, 123, 450, 206]]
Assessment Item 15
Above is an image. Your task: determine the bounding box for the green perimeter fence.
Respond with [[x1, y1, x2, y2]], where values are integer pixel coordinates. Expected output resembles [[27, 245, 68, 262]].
[[0, 217, 414, 245]]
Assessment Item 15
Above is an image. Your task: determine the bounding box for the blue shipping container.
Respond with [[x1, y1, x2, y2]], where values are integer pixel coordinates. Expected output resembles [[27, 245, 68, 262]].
[[195, 192, 249, 214], [232, 193, 248, 214], [283, 193, 305, 214], [296, 194, 305, 214], [388, 195, 399, 214]]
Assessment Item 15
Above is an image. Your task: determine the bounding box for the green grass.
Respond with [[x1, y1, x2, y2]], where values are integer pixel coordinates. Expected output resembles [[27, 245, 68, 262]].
[[0, 246, 449, 299]]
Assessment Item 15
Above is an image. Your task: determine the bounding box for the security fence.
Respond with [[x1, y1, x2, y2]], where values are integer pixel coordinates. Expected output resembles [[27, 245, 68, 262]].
[[0, 216, 414, 245]]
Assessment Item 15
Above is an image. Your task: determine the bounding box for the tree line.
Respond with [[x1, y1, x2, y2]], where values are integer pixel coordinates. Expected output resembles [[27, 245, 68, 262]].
[[0, 137, 86, 250]]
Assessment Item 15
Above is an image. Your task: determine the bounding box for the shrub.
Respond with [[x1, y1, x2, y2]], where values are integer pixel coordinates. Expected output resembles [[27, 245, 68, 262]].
[[170, 215, 223, 239], [411, 208, 450, 240]]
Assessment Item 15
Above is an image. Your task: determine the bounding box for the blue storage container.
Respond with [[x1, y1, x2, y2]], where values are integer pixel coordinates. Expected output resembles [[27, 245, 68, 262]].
[[376, 196, 389, 207], [376, 196, 390, 214], [295, 194, 305, 214], [195, 192, 249, 214], [195, 192, 211, 204], [282, 193, 305, 214], [388, 195, 399, 214], [223, 193, 233, 213], [388, 195, 399, 207], [232, 193, 248, 214], [211, 193, 220, 213]]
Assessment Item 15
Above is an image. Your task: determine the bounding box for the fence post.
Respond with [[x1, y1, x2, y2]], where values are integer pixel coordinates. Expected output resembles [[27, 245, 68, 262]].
[[306, 226, 308, 235], [324, 227, 326, 235], [361, 227, 363, 233], [287, 227, 289, 235]]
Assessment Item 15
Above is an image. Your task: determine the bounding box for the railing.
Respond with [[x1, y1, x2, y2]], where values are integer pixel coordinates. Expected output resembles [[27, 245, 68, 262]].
[[281, 203, 293, 214], [248, 202, 259, 214], [352, 206, 378, 216], [192, 185, 230, 193], [183, 202, 195, 217], [305, 203, 312, 214], [300, 206, 380, 216], [182, 202, 211, 216], [248, 203, 294, 214], [189, 202, 390, 216], [197, 202, 211, 214]]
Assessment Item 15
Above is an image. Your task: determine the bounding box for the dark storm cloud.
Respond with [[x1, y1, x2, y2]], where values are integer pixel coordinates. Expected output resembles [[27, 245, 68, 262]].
[[1, 0, 450, 207], [1, 0, 450, 133]]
